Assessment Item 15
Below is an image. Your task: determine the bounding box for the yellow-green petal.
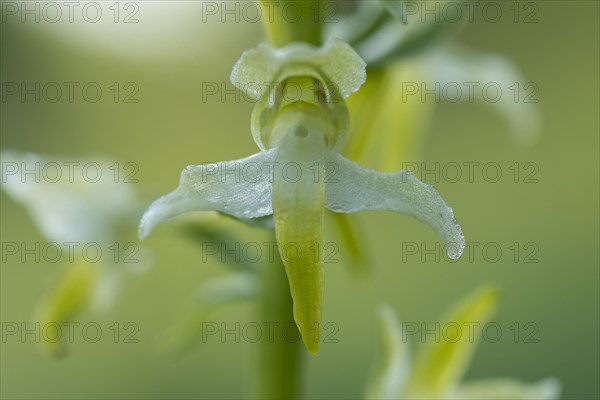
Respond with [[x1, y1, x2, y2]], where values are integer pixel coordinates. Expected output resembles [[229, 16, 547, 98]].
[[345, 62, 433, 171], [404, 286, 498, 399], [35, 260, 96, 357]]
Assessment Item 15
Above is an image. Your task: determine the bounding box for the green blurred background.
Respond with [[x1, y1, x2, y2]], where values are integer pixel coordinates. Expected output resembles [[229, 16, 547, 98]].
[[1, 1, 598, 399]]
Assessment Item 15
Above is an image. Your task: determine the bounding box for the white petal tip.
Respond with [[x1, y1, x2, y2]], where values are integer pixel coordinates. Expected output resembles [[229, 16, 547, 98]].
[[137, 195, 173, 240], [137, 211, 155, 241], [446, 235, 466, 260]]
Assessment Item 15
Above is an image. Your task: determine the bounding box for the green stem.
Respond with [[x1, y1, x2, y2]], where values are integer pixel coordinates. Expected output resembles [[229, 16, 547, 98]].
[[259, 0, 322, 47], [255, 231, 303, 399]]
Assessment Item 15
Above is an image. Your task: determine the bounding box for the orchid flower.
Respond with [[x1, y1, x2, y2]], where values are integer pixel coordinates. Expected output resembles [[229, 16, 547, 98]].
[[365, 287, 561, 400], [1, 150, 147, 356], [139, 38, 465, 353]]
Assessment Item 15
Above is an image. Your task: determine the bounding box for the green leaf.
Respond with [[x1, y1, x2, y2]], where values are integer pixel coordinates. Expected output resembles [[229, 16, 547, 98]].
[[364, 304, 411, 400], [404, 286, 498, 399], [379, 0, 408, 22], [159, 272, 259, 356], [182, 219, 263, 272]]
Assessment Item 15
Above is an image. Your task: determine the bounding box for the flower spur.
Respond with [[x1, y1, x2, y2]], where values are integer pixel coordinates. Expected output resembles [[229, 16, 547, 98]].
[[139, 38, 465, 353]]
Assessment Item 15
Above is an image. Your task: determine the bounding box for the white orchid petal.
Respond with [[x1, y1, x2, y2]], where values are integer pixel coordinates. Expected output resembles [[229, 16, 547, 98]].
[[230, 37, 366, 99], [1, 149, 136, 244], [325, 152, 464, 259], [423, 43, 542, 145], [450, 377, 561, 400], [139, 149, 277, 239]]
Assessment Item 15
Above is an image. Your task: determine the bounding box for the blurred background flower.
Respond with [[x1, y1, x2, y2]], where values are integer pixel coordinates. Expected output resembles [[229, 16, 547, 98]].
[[365, 287, 560, 400], [1, 150, 150, 356]]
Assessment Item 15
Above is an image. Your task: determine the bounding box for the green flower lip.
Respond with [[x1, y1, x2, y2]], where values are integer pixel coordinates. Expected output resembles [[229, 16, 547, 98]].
[[139, 39, 465, 353]]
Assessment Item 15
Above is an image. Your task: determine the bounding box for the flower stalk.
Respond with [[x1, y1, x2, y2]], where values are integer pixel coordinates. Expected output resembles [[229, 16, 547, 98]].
[[255, 231, 303, 399], [259, 0, 322, 47]]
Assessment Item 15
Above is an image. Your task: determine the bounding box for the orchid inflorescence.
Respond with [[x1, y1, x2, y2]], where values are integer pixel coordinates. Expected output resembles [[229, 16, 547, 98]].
[[139, 38, 465, 353]]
